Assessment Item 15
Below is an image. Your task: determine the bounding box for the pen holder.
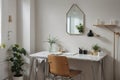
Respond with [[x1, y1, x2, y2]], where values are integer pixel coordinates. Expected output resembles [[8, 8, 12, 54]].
[[79, 48, 82, 54], [83, 50, 87, 54]]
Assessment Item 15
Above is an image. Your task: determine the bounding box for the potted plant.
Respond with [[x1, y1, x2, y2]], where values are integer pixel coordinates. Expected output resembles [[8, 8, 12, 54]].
[[92, 44, 100, 55], [7, 44, 27, 80], [76, 23, 84, 33], [46, 35, 57, 52]]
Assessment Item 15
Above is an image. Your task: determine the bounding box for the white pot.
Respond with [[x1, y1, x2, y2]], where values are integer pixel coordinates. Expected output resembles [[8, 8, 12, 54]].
[[13, 76, 23, 80]]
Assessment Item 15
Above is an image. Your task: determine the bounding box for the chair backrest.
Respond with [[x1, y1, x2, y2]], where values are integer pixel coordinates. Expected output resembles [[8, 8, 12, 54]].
[[48, 55, 70, 77]]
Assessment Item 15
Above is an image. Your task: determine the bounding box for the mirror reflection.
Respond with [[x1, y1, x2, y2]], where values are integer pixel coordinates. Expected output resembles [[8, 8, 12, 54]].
[[66, 4, 85, 35]]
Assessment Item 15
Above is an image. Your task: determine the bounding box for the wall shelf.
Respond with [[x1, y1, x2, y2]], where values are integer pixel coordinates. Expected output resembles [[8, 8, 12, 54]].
[[93, 24, 120, 35], [93, 24, 117, 27]]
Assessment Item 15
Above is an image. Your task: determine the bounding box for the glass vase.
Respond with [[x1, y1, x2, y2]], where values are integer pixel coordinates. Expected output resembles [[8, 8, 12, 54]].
[[49, 43, 58, 52]]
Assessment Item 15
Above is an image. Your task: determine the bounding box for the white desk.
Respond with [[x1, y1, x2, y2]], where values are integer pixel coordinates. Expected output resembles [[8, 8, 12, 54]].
[[29, 51, 107, 80]]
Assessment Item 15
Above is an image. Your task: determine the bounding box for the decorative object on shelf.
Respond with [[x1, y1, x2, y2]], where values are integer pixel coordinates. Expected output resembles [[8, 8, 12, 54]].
[[7, 44, 27, 80], [96, 19, 105, 25], [95, 19, 118, 26], [92, 44, 100, 55], [47, 35, 58, 52], [76, 23, 84, 33], [110, 19, 118, 25], [87, 30, 94, 37]]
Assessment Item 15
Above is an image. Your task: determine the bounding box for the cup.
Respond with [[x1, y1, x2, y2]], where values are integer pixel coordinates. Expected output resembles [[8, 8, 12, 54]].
[[83, 50, 87, 54]]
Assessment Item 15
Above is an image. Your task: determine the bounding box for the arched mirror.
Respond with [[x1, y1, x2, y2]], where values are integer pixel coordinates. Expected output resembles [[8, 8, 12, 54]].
[[66, 4, 85, 35]]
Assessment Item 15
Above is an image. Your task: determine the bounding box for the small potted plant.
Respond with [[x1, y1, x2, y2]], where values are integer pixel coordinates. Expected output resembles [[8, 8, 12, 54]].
[[92, 44, 100, 55], [7, 44, 27, 80], [76, 23, 84, 33]]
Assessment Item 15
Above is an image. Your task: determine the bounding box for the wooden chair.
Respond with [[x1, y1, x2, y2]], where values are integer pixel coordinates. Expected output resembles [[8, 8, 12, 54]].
[[48, 54, 82, 80]]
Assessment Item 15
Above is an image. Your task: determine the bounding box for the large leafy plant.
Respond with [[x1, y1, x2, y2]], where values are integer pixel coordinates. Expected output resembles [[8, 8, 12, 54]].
[[8, 44, 27, 77]]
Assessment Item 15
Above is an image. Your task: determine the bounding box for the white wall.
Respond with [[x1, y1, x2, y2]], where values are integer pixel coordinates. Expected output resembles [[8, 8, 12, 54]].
[[7, 0, 17, 46], [30, 0, 35, 54], [0, 50, 9, 80], [0, 0, 17, 79], [17, 0, 35, 54], [17, 0, 30, 53], [35, 0, 120, 80]]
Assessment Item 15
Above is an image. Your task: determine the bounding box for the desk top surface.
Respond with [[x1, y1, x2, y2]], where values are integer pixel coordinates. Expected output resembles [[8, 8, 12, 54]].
[[30, 51, 107, 61]]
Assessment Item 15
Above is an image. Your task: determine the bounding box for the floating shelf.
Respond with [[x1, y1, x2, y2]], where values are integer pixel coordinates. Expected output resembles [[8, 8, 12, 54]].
[[93, 24, 117, 27]]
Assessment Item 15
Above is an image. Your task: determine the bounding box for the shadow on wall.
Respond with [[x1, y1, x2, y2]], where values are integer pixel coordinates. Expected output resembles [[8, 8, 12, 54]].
[[95, 36, 112, 44]]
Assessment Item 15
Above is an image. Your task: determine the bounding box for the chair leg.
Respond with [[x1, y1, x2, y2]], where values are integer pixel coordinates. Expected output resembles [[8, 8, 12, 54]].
[[63, 77, 73, 80], [61, 77, 64, 80], [69, 78, 74, 80], [54, 76, 57, 80], [49, 74, 56, 80], [52, 76, 56, 80]]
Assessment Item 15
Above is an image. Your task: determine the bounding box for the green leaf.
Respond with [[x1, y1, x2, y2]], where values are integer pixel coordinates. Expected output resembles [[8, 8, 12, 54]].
[[76, 23, 84, 33], [20, 48, 26, 55], [92, 44, 100, 51], [14, 44, 19, 48]]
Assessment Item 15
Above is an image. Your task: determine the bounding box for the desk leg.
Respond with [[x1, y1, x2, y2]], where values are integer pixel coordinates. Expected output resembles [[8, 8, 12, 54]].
[[91, 61, 96, 80], [43, 58, 48, 80], [43, 59, 46, 80], [100, 60, 104, 80], [35, 59, 39, 80], [28, 57, 34, 80]]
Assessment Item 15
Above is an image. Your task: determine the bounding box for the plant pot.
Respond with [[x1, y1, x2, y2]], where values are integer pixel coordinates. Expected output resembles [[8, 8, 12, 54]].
[[13, 76, 23, 80], [92, 50, 98, 56]]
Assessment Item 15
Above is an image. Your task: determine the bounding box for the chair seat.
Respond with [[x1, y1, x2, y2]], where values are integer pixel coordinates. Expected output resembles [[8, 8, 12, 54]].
[[69, 69, 82, 77]]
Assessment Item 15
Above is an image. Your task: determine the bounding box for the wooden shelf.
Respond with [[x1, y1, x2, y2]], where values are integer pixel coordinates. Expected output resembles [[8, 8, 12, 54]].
[[93, 24, 117, 27]]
